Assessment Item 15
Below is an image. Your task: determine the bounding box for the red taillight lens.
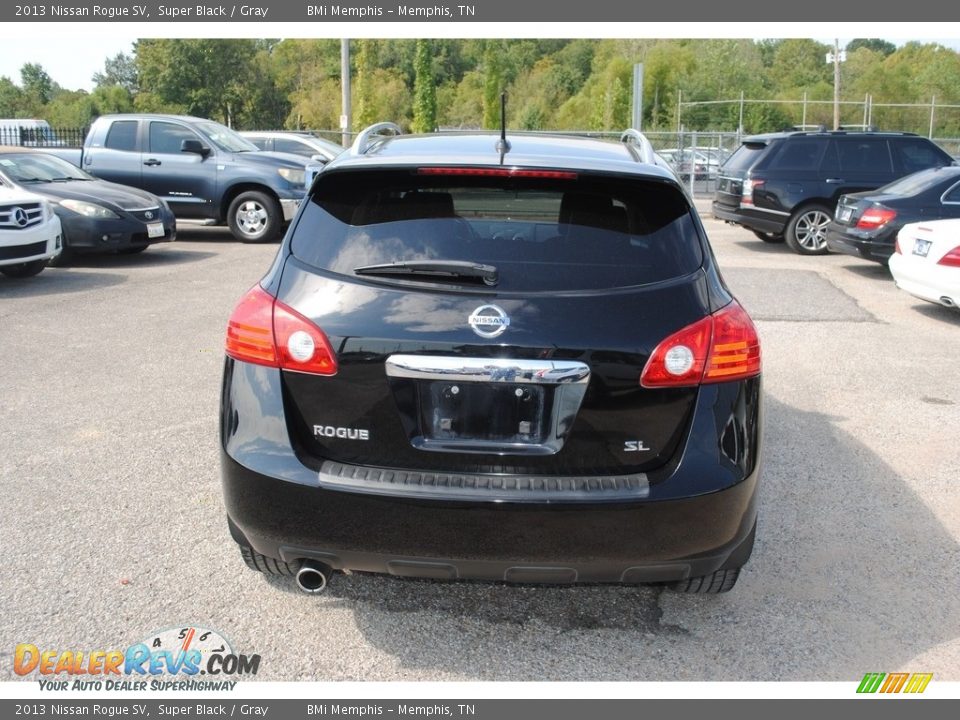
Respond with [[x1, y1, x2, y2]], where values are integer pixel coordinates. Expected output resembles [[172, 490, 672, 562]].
[[226, 286, 277, 367], [641, 301, 761, 388], [856, 207, 897, 230], [938, 246, 960, 267], [225, 285, 338, 376], [417, 167, 577, 179]]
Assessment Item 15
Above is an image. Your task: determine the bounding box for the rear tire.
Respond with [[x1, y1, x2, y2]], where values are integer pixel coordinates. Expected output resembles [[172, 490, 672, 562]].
[[785, 204, 832, 255], [0, 259, 47, 278], [670, 568, 741, 594], [227, 191, 283, 244], [752, 230, 784, 243], [239, 546, 300, 576]]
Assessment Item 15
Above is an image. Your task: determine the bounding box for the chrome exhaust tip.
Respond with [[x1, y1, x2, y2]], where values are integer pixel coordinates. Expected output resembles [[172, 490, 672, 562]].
[[295, 560, 331, 594]]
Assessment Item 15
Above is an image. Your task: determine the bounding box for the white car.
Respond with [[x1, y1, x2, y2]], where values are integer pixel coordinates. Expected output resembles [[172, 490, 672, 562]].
[[0, 186, 62, 278], [239, 131, 344, 163], [889, 219, 960, 310]]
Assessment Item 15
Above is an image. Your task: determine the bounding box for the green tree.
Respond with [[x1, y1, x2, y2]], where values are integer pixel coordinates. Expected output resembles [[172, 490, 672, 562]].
[[0, 77, 24, 117], [20, 63, 54, 114], [847, 39, 897, 57], [482, 41, 506, 129], [411, 39, 437, 133], [135, 39, 258, 124], [354, 39, 378, 130], [93, 52, 138, 92]]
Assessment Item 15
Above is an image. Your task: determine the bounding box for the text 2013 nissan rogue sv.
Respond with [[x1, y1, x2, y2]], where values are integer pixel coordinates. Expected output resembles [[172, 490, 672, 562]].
[[220, 124, 763, 595]]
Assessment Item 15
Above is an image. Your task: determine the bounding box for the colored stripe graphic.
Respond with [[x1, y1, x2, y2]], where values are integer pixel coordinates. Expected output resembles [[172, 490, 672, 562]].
[[880, 673, 909, 693], [857, 673, 885, 693], [904, 673, 933, 694]]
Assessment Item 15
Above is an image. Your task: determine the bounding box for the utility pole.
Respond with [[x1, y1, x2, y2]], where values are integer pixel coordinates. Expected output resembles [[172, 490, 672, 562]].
[[826, 39, 846, 130], [341, 38, 352, 147]]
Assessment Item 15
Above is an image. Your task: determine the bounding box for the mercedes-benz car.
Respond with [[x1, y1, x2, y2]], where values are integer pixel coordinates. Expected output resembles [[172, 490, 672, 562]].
[[220, 124, 763, 595]]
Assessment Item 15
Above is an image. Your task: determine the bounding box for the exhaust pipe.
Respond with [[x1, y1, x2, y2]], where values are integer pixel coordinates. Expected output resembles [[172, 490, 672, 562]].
[[940, 296, 956, 308], [295, 560, 331, 594]]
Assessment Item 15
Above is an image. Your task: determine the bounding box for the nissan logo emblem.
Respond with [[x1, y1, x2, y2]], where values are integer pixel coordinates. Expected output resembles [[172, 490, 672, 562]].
[[468, 304, 510, 339], [13, 207, 29, 227]]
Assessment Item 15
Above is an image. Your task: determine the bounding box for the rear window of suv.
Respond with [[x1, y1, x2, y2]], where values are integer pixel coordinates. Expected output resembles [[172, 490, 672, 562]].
[[721, 142, 768, 174], [291, 170, 703, 292]]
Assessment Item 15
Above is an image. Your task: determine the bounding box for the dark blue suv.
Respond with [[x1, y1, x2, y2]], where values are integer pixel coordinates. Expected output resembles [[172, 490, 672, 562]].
[[713, 130, 953, 255]]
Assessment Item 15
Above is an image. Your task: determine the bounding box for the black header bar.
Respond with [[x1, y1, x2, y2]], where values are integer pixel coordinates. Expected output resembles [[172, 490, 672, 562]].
[[3, 1, 960, 22]]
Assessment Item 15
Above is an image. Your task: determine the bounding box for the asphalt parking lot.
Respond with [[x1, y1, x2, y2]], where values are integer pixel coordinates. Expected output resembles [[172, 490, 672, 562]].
[[1, 207, 958, 682]]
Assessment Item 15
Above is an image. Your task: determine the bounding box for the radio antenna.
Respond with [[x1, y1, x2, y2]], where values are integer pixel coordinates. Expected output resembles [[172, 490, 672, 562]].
[[495, 91, 511, 164]]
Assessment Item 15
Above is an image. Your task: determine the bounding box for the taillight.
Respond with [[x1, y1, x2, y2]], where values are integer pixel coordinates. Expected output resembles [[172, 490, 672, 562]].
[[641, 301, 761, 388], [938, 246, 960, 267], [856, 206, 897, 230], [741, 178, 763, 206], [225, 285, 338, 376]]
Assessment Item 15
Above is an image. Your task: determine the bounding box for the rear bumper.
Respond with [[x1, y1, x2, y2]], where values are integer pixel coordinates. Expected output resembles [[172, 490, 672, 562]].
[[711, 202, 787, 235], [889, 254, 960, 307], [825, 226, 894, 263], [220, 361, 762, 584], [224, 453, 758, 584]]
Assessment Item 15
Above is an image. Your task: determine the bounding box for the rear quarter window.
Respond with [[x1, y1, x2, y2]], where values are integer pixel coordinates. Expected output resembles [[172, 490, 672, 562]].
[[291, 170, 704, 292], [722, 142, 768, 174]]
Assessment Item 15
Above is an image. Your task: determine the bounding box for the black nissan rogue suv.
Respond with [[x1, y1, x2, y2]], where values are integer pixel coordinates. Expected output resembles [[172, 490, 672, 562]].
[[712, 130, 952, 255], [220, 124, 763, 595]]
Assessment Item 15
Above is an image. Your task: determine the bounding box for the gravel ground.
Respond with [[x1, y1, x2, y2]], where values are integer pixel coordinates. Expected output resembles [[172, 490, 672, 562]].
[[1, 213, 957, 682]]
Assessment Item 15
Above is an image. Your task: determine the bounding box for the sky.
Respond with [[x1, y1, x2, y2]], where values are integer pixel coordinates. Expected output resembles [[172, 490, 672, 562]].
[[1, 32, 959, 94]]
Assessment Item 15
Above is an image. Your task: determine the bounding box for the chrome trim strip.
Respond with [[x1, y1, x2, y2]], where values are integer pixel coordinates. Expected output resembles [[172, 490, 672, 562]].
[[740, 205, 790, 216], [385, 355, 591, 385]]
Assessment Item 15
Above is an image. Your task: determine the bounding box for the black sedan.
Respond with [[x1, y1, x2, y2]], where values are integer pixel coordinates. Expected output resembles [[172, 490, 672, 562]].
[[0, 148, 175, 263], [826, 166, 960, 264]]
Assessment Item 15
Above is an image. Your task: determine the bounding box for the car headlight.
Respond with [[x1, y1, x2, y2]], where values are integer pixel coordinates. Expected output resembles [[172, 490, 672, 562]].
[[40, 199, 55, 221], [59, 199, 119, 219], [277, 167, 306, 187]]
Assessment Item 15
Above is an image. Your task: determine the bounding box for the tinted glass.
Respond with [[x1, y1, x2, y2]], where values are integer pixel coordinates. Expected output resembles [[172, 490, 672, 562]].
[[837, 139, 892, 173], [105, 120, 138, 152], [274, 138, 312, 156], [722, 142, 767, 173], [766, 138, 828, 171], [879, 167, 958, 196], [941, 181, 960, 203], [149, 122, 199, 154], [292, 170, 703, 293], [893, 138, 951, 174], [194, 121, 259, 152]]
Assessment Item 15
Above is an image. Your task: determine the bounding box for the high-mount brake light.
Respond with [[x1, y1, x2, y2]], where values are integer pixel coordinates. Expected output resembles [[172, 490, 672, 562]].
[[640, 301, 761, 388], [225, 285, 338, 376], [417, 167, 578, 179]]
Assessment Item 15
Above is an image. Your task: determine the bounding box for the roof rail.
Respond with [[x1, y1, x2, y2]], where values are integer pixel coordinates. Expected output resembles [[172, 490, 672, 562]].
[[620, 129, 657, 165], [350, 122, 403, 155]]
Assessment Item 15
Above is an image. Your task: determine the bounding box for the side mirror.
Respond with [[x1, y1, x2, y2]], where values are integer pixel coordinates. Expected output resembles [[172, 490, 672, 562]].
[[181, 139, 210, 157], [310, 154, 328, 163]]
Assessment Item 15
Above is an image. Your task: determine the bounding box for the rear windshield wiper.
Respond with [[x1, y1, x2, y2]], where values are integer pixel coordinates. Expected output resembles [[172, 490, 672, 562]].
[[354, 260, 498, 286]]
